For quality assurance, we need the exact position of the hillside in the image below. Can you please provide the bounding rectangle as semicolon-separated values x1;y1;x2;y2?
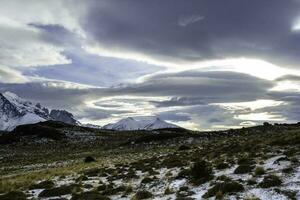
0;122;299;199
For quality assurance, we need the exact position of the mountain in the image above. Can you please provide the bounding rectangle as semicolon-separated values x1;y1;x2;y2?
49;110;77;125
82;123;102;129
0;92;78;131
103;116;180;131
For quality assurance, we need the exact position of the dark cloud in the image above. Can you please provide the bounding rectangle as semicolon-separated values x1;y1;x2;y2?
156;112;191;122
150;97;206;107
83;0;300;67
102;71;273;103
182;104;241;130
28;24;80;47
0;82;91;109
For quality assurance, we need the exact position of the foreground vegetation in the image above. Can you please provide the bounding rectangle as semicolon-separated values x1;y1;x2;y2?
0;122;300;199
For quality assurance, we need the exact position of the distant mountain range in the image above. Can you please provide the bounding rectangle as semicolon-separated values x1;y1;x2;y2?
103;116;180;131
0;91;181;131
0;92;79;131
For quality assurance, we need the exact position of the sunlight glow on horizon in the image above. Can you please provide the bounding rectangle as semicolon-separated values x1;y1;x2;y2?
235;112;286;121
213;99;286;111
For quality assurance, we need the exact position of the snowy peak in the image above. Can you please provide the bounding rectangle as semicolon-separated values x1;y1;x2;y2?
0;92;79;131
144;117;179;130
0;93;21;119
2;91;48;118
50;110;78;125
104;117;140;131
103;116;180;131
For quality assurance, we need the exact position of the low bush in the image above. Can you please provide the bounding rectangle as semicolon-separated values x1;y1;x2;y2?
258;175;282;188
203;180;244;198
84;156;96;163
132;190;153;200
71;191;110;200
39;184;80;197
234;164;255;174
29;180;54;190
0;191;27;200
178;145;191;151
189;160;213;185
254;167;265;176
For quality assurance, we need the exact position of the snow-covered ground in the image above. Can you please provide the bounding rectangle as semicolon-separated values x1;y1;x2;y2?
18;153;300;200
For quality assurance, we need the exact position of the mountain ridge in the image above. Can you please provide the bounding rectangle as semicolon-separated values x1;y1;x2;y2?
103;116;180;131
0;92;79;131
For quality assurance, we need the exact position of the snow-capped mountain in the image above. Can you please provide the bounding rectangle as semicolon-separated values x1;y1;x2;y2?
0;92;78;131
103;116;180;131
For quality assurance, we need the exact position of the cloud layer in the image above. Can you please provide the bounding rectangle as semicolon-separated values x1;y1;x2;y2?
1;0;300;130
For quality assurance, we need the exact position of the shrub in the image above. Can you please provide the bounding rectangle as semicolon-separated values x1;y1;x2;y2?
254;167;265;176
175;198;195;200
39;185;80;197
179;186;189;191
215;162;230;170
177;168;190;179
234;164;255;174
75;175;88;182
82;168;101;176
83;184;93;189
215;191;224;199
132;190;153;200
290;157;298;164
101;184;126;195
247;178;257;185
274;189;297;200
124;185;133;194
141;177;153;184
164;186;174;195
237;157;255;165
216;175;232;182
189;160;213;185
178;145;191;151
84;156;96;163
203;180;244;198
258;175;282;188
71;191;110;200
282;167;293;174
274;156;289;164
0;191;27;200
161;157;184;168
29;180;54;190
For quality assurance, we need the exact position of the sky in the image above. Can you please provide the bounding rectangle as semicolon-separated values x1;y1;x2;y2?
1;0;300;130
